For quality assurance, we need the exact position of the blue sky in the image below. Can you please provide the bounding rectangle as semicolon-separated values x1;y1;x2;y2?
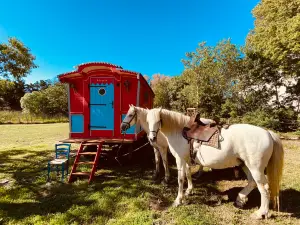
0;0;259;83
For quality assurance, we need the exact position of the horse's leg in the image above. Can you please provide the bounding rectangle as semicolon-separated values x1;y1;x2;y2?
160;147;170;184
153;147;161;181
173;156;186;207
185;162;194;196
249;168;270;219
235;166;257;208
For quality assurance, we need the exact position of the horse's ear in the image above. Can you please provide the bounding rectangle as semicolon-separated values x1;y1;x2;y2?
194;113;201;123
159;106;162;112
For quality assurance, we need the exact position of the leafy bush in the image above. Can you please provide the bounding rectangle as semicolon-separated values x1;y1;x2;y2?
20;83;68;116
227;108;299;132
240;110;280;130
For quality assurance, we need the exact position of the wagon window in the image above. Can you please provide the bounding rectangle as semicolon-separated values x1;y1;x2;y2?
98;88;106;96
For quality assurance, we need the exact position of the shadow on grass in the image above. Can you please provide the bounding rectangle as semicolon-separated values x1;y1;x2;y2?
280;188;300;218
0;183;97;220
193;169;300;219
1;145;299;223
0;146;172;222
0;148;95;221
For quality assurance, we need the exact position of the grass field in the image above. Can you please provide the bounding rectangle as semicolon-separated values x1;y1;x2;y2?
0;111;68;124
0;124;299;225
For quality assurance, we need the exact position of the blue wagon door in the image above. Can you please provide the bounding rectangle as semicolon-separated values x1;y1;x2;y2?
89;78;114;135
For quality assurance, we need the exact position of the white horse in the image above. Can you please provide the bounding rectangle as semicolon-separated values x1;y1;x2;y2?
120;105;215;183
121;105;170;183
147;107;284;219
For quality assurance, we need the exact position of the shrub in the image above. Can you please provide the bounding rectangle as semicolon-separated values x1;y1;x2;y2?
20;83;68;116
240;110;281;130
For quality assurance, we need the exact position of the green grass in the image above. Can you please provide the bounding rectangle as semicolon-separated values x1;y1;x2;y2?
0;123;299;224
0;111;68;124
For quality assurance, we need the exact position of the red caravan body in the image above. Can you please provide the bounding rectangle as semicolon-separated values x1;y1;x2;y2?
58;62;154;142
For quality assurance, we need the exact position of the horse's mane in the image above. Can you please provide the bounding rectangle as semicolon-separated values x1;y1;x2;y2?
159;108;190;133
129;105;148;120
134;106;148;114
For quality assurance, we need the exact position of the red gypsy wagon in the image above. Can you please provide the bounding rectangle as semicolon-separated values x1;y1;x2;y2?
58;62;154;183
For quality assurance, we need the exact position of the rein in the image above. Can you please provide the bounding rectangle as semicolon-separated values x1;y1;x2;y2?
115;141;150;166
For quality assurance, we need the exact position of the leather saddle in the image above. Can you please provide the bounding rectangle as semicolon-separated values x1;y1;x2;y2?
182;113;218;143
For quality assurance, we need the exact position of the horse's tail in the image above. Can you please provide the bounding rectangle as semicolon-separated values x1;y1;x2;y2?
267;130;284;211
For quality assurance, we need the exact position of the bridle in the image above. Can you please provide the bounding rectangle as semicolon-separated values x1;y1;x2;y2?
150;119;162;139
122;110;137;129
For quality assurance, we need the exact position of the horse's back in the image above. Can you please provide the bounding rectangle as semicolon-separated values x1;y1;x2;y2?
224;123;270;139
222;124;273;164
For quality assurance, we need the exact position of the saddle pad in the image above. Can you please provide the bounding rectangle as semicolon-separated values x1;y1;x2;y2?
201;129;219;149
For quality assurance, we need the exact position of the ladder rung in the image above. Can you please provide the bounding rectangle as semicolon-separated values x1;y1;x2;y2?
76;162;94;165
69;141;104;184
79;152;97;155
82;143;103;146
71;172;90;176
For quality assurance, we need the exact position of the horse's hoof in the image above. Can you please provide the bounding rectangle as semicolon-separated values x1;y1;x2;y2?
234;195;248;209
172;201;180;207
172;198;183;207
185;189;194;196
250;211;270;220
234;201;245;209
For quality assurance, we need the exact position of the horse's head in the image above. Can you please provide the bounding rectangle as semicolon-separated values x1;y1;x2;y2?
146;107;162;143
121;104;138;132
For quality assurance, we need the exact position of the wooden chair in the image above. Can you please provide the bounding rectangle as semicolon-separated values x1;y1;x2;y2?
47;143;71;182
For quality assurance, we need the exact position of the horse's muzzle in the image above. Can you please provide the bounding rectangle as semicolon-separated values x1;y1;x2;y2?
120;122;130;131
148;135;157;143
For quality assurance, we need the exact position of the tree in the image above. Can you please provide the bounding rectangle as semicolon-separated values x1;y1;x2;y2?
181;39;244;118
244;0;300;125
247;0;300;77
168;75;190;112
0;37;37;80
0;79;25;110
25;79;53;93
239;51;283;110
150;74;172;108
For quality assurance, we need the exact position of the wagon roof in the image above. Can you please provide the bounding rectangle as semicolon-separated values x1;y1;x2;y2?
57;62;154;95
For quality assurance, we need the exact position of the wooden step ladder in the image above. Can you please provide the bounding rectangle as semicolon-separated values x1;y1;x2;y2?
68;141;104;184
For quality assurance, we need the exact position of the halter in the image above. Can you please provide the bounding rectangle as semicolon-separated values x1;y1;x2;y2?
150;119;162;138
122;110;137;129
